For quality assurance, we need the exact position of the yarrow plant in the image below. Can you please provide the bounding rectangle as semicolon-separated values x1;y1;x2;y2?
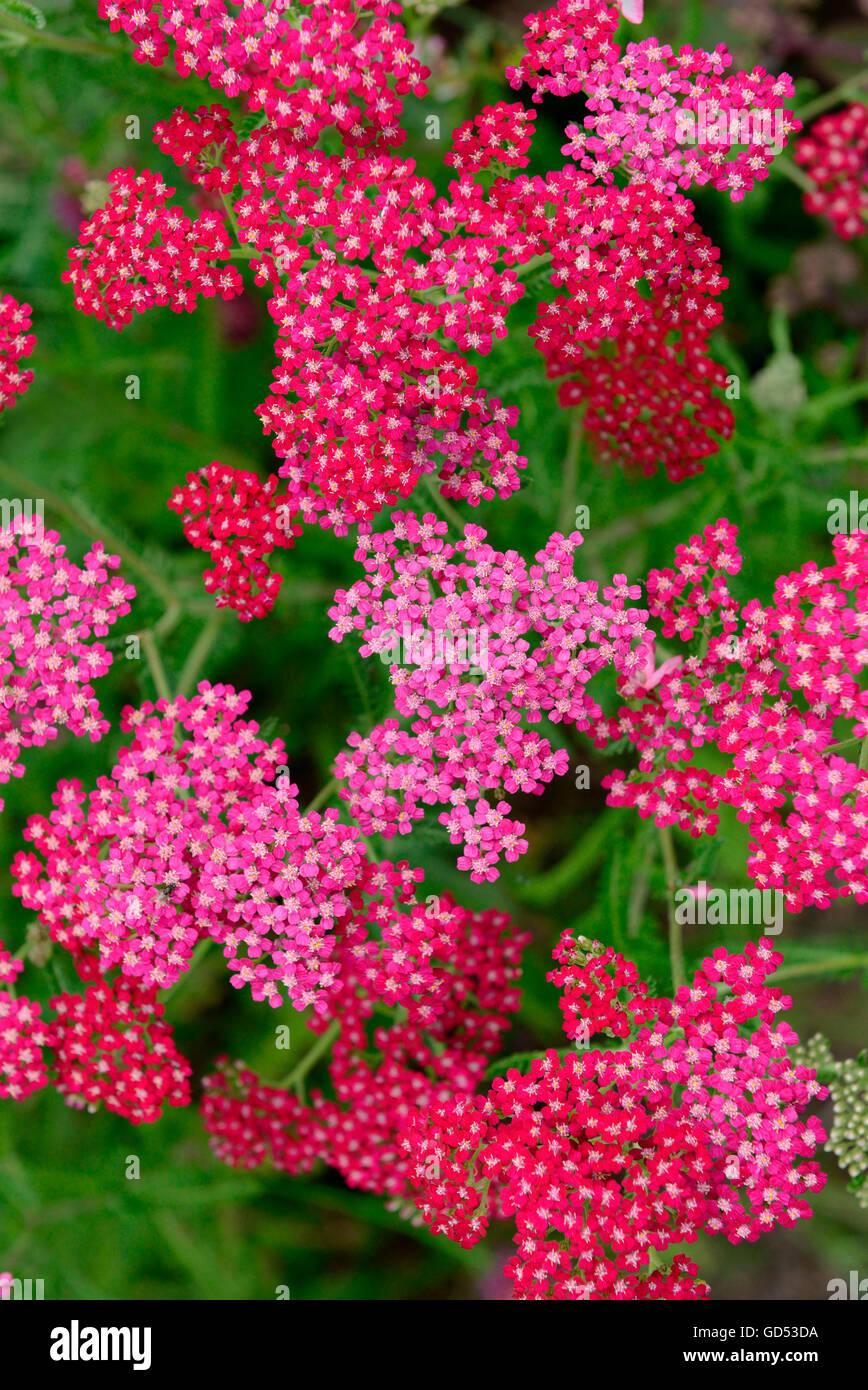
594;522;868;914
0;520;134;813
404;934;827;1299
795;103;868;240
0;0;865;1308
328;509;648;880
0;294;35;415
55;0;805;605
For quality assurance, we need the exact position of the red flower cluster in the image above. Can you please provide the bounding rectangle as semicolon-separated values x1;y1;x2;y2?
521;174;733;478
594;522;868;912
0;966;53;1102
202;873;527;1196
63;168;242;331
405;934;826;1299
795;104;868;240
168;462;302;620
98;0;427;147
0;293;35;414
0;944;190;1121
51;979;191;1124
445;102;537;174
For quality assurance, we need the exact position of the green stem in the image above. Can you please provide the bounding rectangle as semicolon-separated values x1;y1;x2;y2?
140;630;173;703
304;775;339;814
658;824;685;991
278;1019;341;1100
420;474;465;533
0;14;116;57
797;69;868;123
773;954;868;984
163;937;217;1002
176;612;224;699
512;251;553;281
773;154;814;194
558;412;582;535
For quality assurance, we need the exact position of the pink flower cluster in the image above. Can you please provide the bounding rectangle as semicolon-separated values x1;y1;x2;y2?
404;934;826;1299
63;169;242;331
0;293;35;414
11;682;376;1011
563;36;799;200
328;510;648;880
795;104;868;239
0;521;134;814
168;461;302;620
594;522;868;913
202;871;527;1195
65;0;803;591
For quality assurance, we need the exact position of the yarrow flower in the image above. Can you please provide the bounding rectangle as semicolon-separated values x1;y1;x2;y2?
0;520;134;814
562;36;800;201
98;0;428;148
328;510;648;880
594;521;868;913
519;173;734;478
66;0;800;589
168;461;302;620
202;875;528;1195
51;978;191;1124
0;293;35;414
63;168;243;331
0;938;190;1121
795;104;868;239
12;682;379;1011
404;934;827;1299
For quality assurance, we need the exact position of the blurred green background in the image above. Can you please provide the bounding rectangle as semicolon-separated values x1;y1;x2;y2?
0;0;867;1299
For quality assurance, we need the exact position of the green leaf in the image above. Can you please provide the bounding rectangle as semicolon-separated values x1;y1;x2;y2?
0;0;46;30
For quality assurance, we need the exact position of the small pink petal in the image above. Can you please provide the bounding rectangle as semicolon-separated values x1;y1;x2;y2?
619;0;644;22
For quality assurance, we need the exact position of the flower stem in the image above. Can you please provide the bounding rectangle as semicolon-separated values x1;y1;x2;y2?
796;69;868;123
176;612;224;699
140;630;172;703
278;1019;340;1100
421;474;465;533
772;954;868;984
658;824;685;990
773;154;814;194
558;411;582;535
0;14;116;58
0;460;179;611
304;775;339;814
512;251;553;280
